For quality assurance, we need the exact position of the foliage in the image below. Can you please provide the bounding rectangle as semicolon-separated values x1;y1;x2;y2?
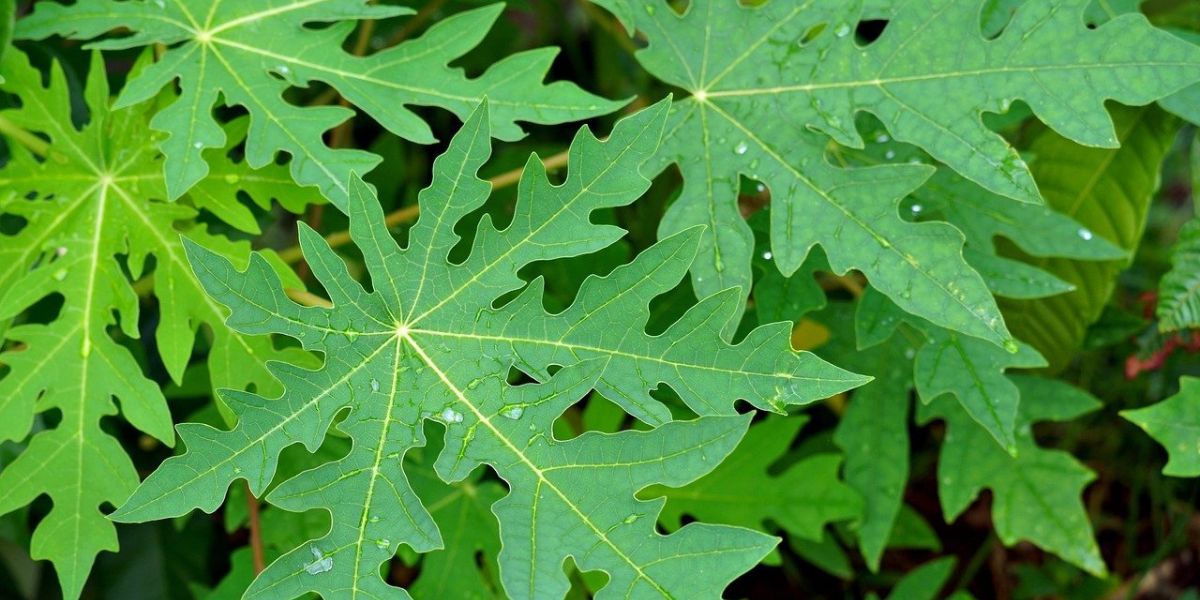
1;1;1199;599
17;0;619;203
1122;376;1200;477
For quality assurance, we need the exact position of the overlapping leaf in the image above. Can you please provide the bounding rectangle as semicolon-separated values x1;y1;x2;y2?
597;0;1200;344
0;48;313;598
917;376;1107;576
17;0;622;204
646;416;862;560
1122;376;1200;477
1003;105;1180;370
820;302;916;572
111;101;866;599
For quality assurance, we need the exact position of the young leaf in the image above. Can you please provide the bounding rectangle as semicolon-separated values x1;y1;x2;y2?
1157;214;1200;332
17;1;622;204
596;0;1200;343
917;376;1107;576
1121;376;1200;477
1003;105;1181;371
111;101;866;599
0;48;311;598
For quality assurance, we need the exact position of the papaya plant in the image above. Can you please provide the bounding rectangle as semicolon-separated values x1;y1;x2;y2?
1;0;1199;598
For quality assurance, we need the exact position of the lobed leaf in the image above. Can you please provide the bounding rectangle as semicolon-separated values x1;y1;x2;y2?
0;48;314;597
594;0;1200;344
1002;105;1181;371
112;101;865;599
17;0;623;204
917;376;1106;576
1122;376;1200;477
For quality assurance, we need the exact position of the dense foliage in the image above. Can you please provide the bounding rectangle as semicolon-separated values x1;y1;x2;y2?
1;1;1198;598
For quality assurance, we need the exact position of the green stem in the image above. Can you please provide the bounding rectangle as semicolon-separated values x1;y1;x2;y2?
0;114;53;158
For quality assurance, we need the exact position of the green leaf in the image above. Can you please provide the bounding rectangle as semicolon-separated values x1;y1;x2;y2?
17;1;622;204
647;416;863;563
1121;376;1200;477
856;289;1045;453
1157;214;1200;332
112;101;865;598
1160;31;1200;125
0;48;312;598
0;0;11;74
918;376;1107;576
405;425;506;599
885;557;956;600
905;169;1126;300
599;0;1200;344
821;301;916;572
751;214;830;323
1003;105;1181;371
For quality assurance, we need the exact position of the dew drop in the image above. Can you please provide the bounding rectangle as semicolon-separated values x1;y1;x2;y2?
762;251;773;261
369;516;380;524
875;133;890;144
910;203;923;214
375;539;390;550
623;513;640;525
755;183;766;193
370;378;380;392
884;150;896;160
53;268;68;281
277;64;291;75
1077;227;1094;241
734;141;749;155
305;547;334;575
193;142;203;149
440;407;464;423
835;23;851;37
55;246;68;257
501;405;524;420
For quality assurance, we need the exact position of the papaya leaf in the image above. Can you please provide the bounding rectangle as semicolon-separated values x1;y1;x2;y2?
1002;105;1181;371
917;376;1107;576
594;0;1200;342
646;416;863;564
17;1;622;204
111;101;867;599
1122;376;1200;477
0;48;313;598
822;302;917;572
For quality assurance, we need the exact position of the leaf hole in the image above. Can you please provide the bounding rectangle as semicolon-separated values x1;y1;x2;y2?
980;2;1019;39
854;19;889;47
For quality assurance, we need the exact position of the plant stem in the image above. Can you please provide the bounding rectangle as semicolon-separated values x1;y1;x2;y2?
286;287;334;308
245;482;266;575
0;115;52;158
387;0;449;46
